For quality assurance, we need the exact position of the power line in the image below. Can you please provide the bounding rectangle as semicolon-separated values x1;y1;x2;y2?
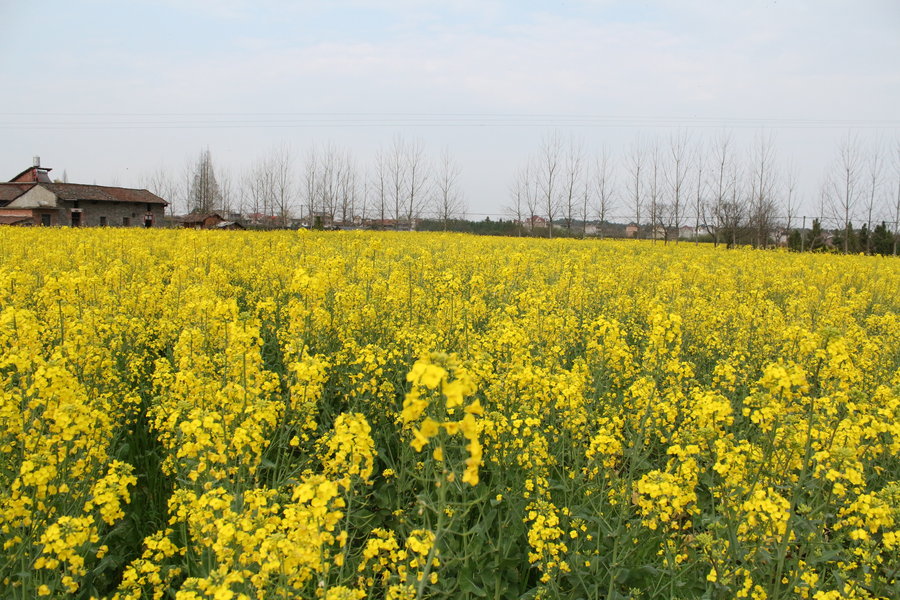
1;112;898;130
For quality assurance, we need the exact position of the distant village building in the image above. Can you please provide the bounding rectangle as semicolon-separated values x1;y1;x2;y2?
678;225;699;239
309;211;335;229
527;216;548;229
624;223;639;238
177;213;242;230
0;159;167;227
245;213;283;228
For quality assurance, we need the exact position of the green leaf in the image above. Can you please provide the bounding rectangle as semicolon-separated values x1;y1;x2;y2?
459;574;488;597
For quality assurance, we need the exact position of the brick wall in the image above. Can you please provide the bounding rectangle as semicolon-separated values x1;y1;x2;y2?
58;201;167;227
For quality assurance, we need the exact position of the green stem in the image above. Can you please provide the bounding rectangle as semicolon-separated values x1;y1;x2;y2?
416;474;448;600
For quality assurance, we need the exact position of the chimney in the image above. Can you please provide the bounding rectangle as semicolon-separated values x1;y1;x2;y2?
33;156;41;168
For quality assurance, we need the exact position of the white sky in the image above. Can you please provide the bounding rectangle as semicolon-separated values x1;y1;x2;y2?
1;0;899;220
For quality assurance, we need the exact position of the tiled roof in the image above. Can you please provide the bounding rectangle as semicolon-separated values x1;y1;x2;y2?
40;183;167;205
181;213;223;224
0;183;36;206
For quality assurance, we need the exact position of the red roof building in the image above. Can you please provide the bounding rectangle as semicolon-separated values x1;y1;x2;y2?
0;160;168;227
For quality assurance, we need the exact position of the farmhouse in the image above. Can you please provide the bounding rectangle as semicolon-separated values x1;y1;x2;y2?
526;215;548;229
178;213;245;230
0;160;167;227
678;225;699;239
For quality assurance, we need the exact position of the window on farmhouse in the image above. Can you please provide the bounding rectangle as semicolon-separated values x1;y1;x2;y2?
123;217;131;226
100;216;107;226
41;214;51;226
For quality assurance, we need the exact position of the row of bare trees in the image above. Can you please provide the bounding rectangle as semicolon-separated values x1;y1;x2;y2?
508;133;617;239
820;133;900;254
141;136;467;228
508;131;900;252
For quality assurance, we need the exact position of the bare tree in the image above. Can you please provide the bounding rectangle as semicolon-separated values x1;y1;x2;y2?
593;147;616;239
509;162;543;233
336;151;358;225
251;144;296;226
358;174;369;223
371;148;389;225
705;131;744;247
862;139;885;253
561;137;585;231
433;147;465;230
721;162;747;248
507;167;527;236
524;162;540;233
319;143;340;223
536;133;563;237
218;169;234;216
386;136;408;222
824;132;863;253
142;166;179;217
303;146;320;225
626;138;645;230
178;160;194;217
782;159;800;236
241;160;270;223
692;140;705;245
373;135;430;227
579;179;592;239
298;143;357;228
404;138;430;227
748;132;779;248
646;139;664;242
665;130;692;241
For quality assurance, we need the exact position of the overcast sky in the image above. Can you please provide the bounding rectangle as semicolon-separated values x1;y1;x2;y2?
1;0;898;219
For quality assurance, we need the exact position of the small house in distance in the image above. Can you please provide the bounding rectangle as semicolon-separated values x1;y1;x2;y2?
0;158;167;227
177;213;244;230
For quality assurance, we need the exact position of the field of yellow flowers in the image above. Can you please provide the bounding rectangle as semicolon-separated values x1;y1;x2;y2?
0;228;898;600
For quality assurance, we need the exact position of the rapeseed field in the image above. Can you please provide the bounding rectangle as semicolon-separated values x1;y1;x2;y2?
0;229;898;599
